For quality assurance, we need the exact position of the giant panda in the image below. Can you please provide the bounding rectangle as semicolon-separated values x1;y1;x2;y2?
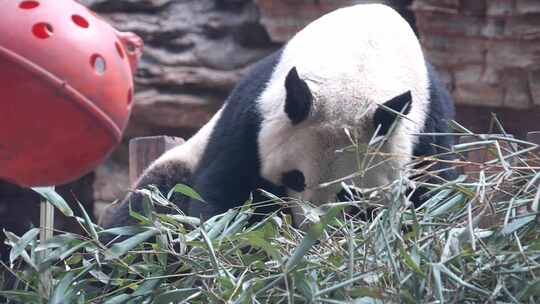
101;4;455;229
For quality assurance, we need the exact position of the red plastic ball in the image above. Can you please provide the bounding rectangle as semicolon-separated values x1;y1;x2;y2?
0;0;143;186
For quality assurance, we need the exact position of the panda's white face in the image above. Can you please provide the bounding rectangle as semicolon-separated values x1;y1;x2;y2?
258;115;342;204
256;76;411;207
270;127;366;205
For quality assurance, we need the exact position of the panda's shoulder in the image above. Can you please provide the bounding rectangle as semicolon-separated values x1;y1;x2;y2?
413;62;455;158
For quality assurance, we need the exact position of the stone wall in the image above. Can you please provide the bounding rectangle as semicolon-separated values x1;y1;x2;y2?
413;0;540;110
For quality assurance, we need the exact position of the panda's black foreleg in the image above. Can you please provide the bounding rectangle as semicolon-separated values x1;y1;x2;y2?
100;161;193;232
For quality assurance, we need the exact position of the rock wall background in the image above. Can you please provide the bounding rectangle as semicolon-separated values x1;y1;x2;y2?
413;0;540;109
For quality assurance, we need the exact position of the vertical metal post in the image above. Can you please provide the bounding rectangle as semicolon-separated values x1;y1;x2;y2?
39;199;54;298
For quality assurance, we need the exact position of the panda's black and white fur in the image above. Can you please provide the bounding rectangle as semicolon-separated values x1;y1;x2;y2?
102;4;455;229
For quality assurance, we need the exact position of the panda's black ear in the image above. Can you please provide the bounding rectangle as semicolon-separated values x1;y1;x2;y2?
284;67;312;125
373;91;412;136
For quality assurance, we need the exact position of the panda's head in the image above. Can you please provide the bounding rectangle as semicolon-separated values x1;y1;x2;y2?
257;65;413;208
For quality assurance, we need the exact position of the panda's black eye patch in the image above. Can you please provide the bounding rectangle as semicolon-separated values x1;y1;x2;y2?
373;90;412;136
281;169;306;192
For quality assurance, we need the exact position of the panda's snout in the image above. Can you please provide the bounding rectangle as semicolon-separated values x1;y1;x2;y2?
281;169;306;192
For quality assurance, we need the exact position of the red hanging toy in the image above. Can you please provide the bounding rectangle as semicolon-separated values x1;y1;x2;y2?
0;0;143;186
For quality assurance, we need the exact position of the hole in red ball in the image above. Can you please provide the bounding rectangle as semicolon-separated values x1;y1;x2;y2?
19;1;39;9
126;42;136;54
127;88;133;106
115;41;125;59
72;14;89;28
90;54;106;75
32;22;53;39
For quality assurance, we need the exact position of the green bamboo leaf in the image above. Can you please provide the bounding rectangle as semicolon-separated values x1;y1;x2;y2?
439;264;489;295
8;228;39;264
353;297;384;304
132;274;163;298
350;287;383;299
0;291;43;303
430;193;465;216
100;226;149;237
32;186;74;217
285;203;343;272
501;215;535;236
50;272;76;304
154;289;201;304
77;202;99;242
432;263;444;303
103;294;132;304
241;229;280;260
105;228;159;260
167;183;205;202
35;234;79;251
399;245;425;277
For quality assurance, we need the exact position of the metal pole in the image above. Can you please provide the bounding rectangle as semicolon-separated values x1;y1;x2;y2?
39;198;54;298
